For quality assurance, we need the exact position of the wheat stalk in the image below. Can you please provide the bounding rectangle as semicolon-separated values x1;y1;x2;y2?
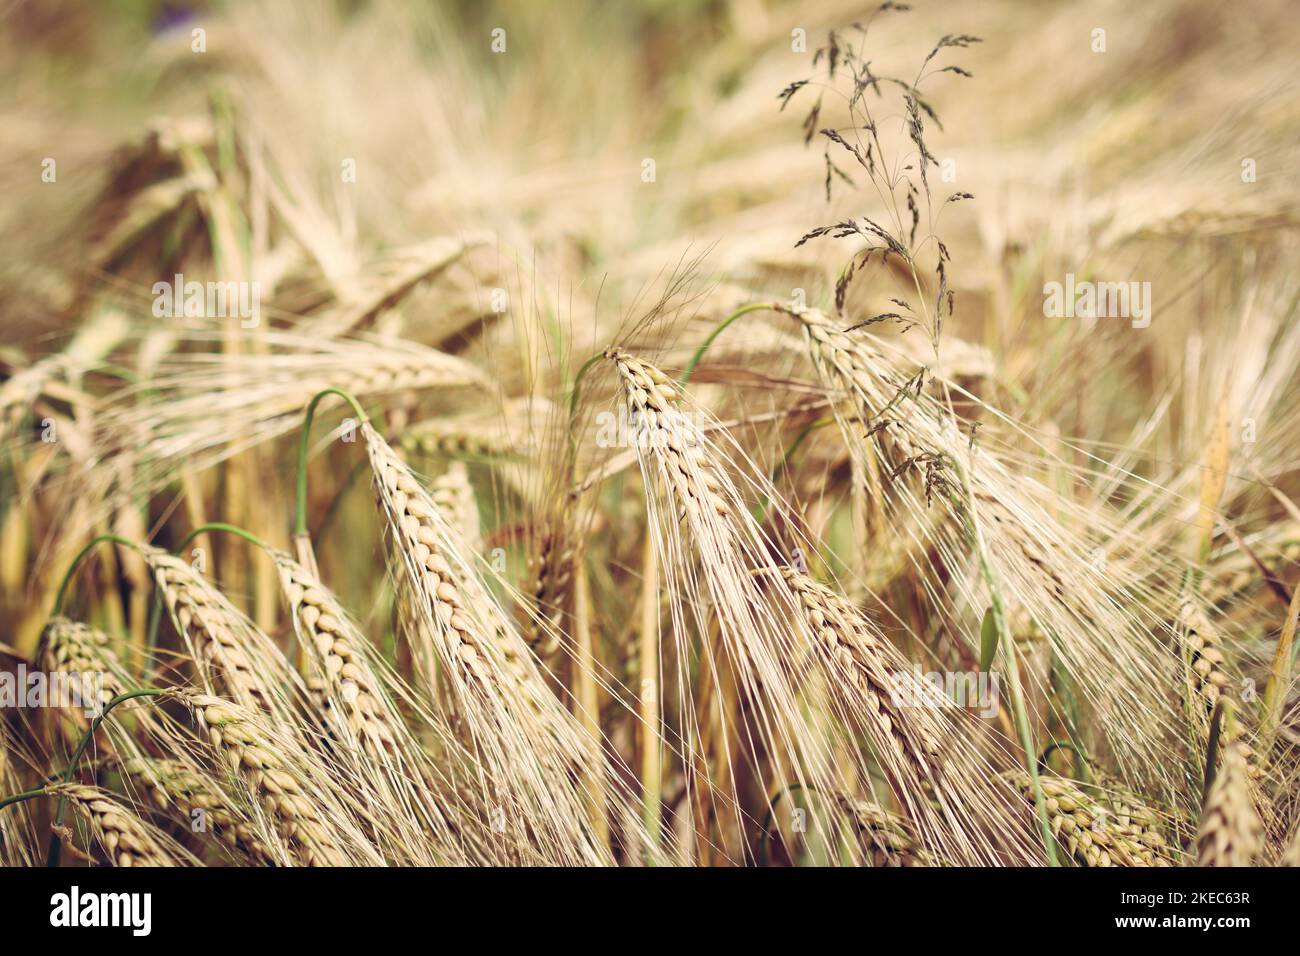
363;421;633;865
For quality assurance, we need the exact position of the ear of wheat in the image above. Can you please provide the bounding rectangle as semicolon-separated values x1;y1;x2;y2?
47;783;196;867
779;566;1042;865
39;617;155;762
1005;772;1181;867
272;549;478;865
121;755;275;865
1196;740;1263;867
143;547;305;726
793;306;1186;800
835;795;933;867
363;421;650;865
183;692;384;867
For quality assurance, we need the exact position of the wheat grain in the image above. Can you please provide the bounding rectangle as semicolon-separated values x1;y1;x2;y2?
835;795;932;867
143;547;304;725
364;421;625;865
1180;598;1232;725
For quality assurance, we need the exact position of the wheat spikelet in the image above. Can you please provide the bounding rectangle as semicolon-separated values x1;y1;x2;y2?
272;549;475;865
276;556;401;757
1005;772;1179;867
1196;740;1263;866
402;398;547;462
1180;598;1232;725
431;462;482;555
143;547;303;724
835;795;932;867
367;425;556;713
609;347;1049;864
122;756;275;864
40;617;129;714
405;423;517;460
48;783;194;867
39;617;158;761
363;421;625;865
792;306;1185;798
521;500;575;663
778;567;941;776
91;333;489;502
777;566;1048;864
606;347;879;862
183;692;381;867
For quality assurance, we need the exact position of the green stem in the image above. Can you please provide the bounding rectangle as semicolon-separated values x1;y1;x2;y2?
567;351;605;419
754;416;834;524
52;534;141;616
956;450;1059;866
296;388;370;538
46;688;169;866
0;787;49;815
178;521;269;554
679;302;783;388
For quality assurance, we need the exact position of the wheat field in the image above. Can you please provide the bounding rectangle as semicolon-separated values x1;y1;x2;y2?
1;0;1298;868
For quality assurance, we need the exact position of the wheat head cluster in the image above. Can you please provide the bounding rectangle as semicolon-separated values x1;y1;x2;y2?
1;0;1299;868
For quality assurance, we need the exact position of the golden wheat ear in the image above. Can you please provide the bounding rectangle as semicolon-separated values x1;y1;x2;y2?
120;756;276;865
1004;772;1183;867
180;692;385;867
795;307;1188;800
142;547;307;726
1196;738;1263;867
91;332;490;501
272;549;483;865
363;421;658;865
776;566;1045;865
46;783;198;867
605;348;897;863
